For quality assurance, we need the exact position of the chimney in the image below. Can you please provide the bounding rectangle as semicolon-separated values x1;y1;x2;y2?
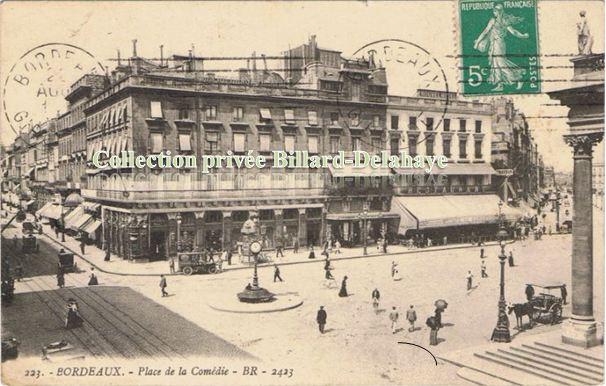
132;39;138;57
188;49;194;72
117;49;121;66
251;51;257;83
160;45;164;67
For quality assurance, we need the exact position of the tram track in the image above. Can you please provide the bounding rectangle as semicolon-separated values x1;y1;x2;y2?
3;233;185;360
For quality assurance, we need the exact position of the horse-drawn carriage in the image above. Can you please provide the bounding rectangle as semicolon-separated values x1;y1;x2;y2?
58;251;77;272
22;234;40;253
509;283;564;330
528;284;564;324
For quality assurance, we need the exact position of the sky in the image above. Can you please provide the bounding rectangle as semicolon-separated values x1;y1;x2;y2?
0;0;603;173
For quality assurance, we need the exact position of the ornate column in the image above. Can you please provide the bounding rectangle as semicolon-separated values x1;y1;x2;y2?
166;213;178;258
298;208;307;247
222;211;232;251
562;132;603;348
194;211;205;250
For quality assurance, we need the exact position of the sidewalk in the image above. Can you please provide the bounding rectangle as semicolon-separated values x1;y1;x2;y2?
5;207;568;277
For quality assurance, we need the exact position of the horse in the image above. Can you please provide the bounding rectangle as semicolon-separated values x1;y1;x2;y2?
508;303;534;330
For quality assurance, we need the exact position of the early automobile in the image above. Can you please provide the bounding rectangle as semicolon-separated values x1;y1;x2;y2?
528;283;564;324
177;252;218;275
22;234;40;253
2;337;20;362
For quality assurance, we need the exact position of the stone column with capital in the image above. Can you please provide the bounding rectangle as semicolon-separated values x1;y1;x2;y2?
275;209;284;246
298;208;307;247
194;211;205;250
562;132;603;348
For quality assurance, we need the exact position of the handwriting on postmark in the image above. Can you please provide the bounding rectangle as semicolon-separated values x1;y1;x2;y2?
2;43;105;135
459;0;540;95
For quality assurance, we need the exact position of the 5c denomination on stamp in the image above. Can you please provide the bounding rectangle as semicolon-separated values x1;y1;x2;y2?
459;0;540;95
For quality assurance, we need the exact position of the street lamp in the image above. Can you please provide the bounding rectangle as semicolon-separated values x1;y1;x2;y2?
176;213;182;253
491;201;511;342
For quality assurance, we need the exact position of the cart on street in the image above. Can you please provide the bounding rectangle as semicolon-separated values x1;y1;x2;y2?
527;283;564;324
22;234;40;253
58;251;77;272
177;252;218;275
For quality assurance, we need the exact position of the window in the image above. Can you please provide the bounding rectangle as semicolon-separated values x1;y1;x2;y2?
408;136;417;156
351;137;362;152
284;109;295;124
150;133;163;153
259;134;271;152
150;101;163;118
179;133;192;152
443;118;451;132
308;136;319;154
426;117;434;131
474;139;483;159
205;132;219;153
233;133;246;153
330;112;340;126
330;136;340;153
475;120;482;133
443;139;451;158
350;113;359;127
409;116;417;130
459;137;467;158
205;105;217;120
321;80;341;92
371;137;382;153
373;115;380;128
459;119;466;132
260;108;272;121
178;108;190;120
391;115;399;130
390;138;399;155
284;135;295;152
426;136;434;156
308;111;318;126
233;106;244;121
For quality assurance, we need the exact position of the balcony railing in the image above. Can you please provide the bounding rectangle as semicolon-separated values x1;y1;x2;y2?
393;184;493;195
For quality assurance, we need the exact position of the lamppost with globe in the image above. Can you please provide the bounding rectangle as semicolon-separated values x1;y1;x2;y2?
491;201;511;342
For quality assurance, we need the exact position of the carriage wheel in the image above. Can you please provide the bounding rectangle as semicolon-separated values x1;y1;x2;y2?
550;304;562;324
182;266;194;276
207;265;217;274
532;308;542;322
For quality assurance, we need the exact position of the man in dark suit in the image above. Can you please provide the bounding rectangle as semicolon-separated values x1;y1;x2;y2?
159;275;168;297
316;306;327;334
273;264;283;282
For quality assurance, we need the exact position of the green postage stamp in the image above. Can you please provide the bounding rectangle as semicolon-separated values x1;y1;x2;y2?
459;0;540;95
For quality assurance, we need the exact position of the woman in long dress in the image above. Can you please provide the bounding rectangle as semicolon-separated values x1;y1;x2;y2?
473;4;529;91
338;275;348;297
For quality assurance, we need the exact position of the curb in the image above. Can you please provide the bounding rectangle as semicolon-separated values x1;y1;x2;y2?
39;229;566;278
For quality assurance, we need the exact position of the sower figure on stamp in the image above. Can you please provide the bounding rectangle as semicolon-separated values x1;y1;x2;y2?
473;3;529;91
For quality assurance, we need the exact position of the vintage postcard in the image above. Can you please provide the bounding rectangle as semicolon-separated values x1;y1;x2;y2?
0;1;604;385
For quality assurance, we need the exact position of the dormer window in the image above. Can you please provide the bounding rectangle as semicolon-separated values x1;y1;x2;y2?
260;108;272;121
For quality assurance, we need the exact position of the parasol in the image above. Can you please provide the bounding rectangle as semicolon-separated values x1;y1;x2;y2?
434;299;448;310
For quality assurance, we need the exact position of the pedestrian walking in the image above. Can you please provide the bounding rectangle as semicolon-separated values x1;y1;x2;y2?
88;269;99;286
65;299;83;329
481;260;488;278
389;306;399;334
308;245;316;259
480;247;485;258
338;275;348;297
561;284;568;305
273;264;283;282
427;316;439;346
159;275;168;297
382;238;388;254
316;306;327;334
391;261;398;278
54;227;59;238
276;240;284;259
525;284;535;301
371;288;380;311
434;307;443;328
227;249;233;265
406;305;417;332
508;251;515;267
293;236;299;254
466;270;473;291
57;267;65;288
80;238;86;255
15;262;23;282
334;240;341;254
169;257;175;273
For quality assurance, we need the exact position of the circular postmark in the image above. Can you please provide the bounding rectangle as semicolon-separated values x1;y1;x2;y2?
3;43;105;136
336;39;450;152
